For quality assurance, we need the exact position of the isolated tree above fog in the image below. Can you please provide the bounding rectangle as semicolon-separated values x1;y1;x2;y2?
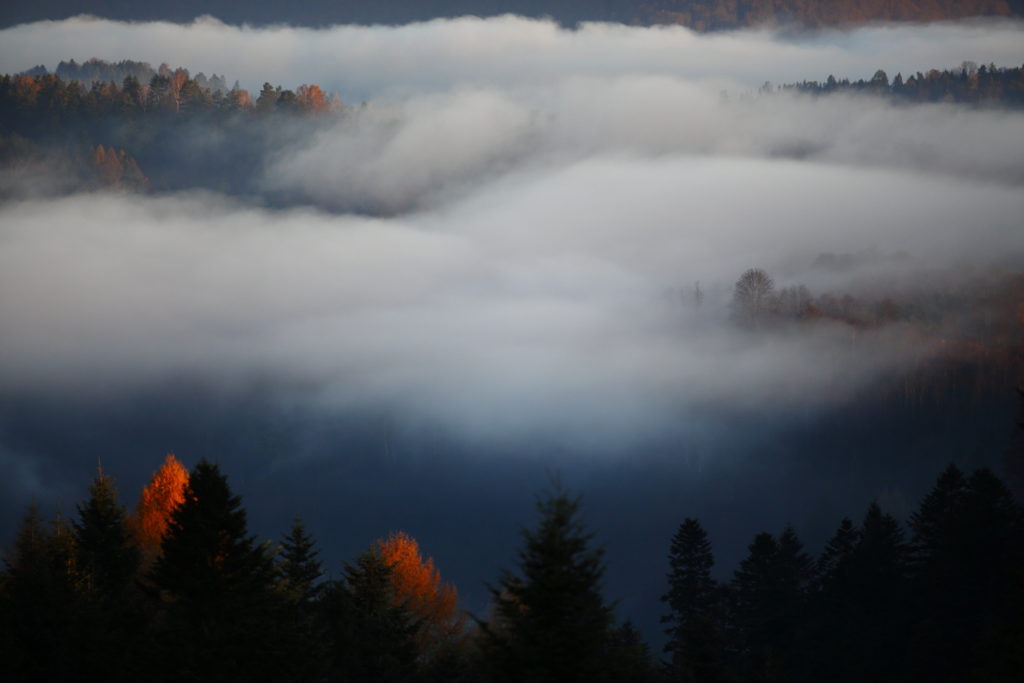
732;268;775;321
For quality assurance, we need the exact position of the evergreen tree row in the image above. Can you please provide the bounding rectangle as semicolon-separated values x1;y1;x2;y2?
662;465;1024;683
777;63;1024;107
1;455;1022;681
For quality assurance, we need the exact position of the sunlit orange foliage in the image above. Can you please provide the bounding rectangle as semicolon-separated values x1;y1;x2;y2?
296;84;327;113
134;454;188;561
378;531;465;659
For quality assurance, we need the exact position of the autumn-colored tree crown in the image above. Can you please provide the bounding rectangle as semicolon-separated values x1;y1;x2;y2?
134;453;188;559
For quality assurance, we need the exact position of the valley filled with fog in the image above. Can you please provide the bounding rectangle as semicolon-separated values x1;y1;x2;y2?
1;15;1023;649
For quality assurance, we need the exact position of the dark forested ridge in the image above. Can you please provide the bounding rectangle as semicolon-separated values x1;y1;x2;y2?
0;0;1021;31
2;454;1022;681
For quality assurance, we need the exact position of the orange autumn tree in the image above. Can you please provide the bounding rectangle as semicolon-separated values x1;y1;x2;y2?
133;454;189;562
377;531;466;661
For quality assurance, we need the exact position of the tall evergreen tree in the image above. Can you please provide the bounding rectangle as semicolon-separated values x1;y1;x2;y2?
480;481;615;683
74;466;140;598
0;506;84;681
275;516;330;683
814;517;857;589
844;503;910;683
662;517;730;682
905;465;1022;681
321;547;419;683
148;459;281;682
277;515;324;604
73;468;146;682
804;517;860;682
731;526;812;683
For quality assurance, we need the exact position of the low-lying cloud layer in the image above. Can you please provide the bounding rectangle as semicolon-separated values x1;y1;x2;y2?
265;81;1024;213
1;17;1023;451
2;154;1021;445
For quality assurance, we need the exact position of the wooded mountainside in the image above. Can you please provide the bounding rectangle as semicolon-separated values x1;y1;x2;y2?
0;0;1021;31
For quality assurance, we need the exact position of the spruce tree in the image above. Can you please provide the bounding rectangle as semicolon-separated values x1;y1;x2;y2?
814;517;857;589
321;547;418;683
275;516;330;682
73;468;145;682
148;459;281;682
731;527;812;682
277;515;324;604
662;517;729;682
849;502;910;682
1;506;83;681
74;467;140;598
805;517;860;682
481;482;615;683
904;465;1024;681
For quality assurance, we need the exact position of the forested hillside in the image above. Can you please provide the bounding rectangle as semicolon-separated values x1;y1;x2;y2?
1;0;1020;31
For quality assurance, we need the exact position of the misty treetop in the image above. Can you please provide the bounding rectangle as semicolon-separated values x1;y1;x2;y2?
777;62;1024;107
0;60;340;194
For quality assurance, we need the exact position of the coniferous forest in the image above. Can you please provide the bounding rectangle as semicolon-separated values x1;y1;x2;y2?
2;450;1022;682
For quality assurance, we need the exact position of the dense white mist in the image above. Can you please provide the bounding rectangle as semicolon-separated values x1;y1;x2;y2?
1;16;1023;448
1;16;1023;98
2;152;1021;444
264;81;1024;213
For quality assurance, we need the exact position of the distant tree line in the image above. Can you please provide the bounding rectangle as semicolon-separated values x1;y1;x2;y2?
777;63;1024;107
22;58;233;96
1;62;336;134
720;266;1024;405
0;61;341;194
2;444;1022;681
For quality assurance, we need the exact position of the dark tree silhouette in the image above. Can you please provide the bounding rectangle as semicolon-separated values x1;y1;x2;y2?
0;507;83;681
906;465;1022;682
1005;388;1024;500
321;547;419;683
148;459;283;682
74;467;140;598
73;468;146;682
481;481;615;683
277;515;324;604
731;526;812;682
662;518;730;682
